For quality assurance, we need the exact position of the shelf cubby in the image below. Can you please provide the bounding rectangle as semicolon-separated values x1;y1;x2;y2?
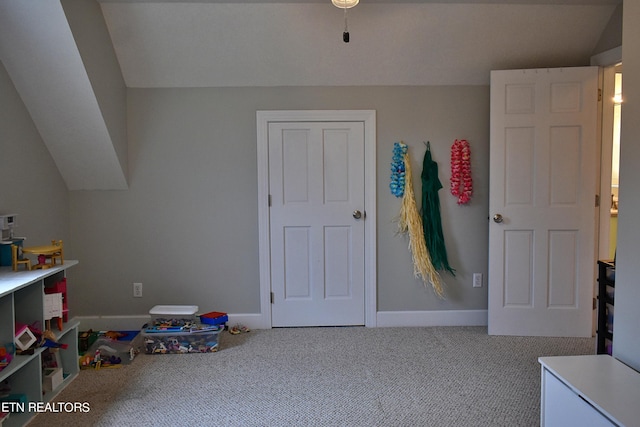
0;260;78;427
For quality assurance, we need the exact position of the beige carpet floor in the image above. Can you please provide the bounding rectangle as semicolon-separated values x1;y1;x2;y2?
26;326;595;427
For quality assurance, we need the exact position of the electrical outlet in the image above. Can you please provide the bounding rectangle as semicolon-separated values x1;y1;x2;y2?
472;273;483;288
133;282;143;297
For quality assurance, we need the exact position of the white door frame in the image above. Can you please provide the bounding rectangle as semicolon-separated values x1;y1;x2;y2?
256;110;377;328
591;48;622;335
591;47;622;261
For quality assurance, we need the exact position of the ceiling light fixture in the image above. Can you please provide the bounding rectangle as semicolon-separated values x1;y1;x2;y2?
332;0;359;43
332;0;359;8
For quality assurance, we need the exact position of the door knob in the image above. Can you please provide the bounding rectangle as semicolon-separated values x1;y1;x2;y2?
353;210;362;219
493;214;504;223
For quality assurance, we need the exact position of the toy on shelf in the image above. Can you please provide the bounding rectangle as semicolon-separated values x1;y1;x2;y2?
14;323;67;354
43;292;63;331
1;214;27;270
0;214;17;241
0;346;13;371
40;330;68;350
45;278;69;323
14;324;37;352
10;244;31;271
46;240;64;265
21;240;64;270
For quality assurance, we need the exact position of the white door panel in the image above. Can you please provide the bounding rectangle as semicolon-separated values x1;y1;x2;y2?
489;67;598;336
269;122;365;327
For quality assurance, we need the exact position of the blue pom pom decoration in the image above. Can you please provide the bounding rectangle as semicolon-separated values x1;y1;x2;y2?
390;142;408;197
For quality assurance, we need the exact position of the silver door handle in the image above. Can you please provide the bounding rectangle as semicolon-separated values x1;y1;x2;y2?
493;214;504;223
353;210;362;219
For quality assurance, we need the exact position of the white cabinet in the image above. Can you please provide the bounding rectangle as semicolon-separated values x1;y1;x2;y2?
0;261;78;427
539;355;640;427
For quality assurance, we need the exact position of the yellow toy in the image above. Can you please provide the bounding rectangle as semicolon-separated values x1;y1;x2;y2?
21;240;64;270
11;244;31;271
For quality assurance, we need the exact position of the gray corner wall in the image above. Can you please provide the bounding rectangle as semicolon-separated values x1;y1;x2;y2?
0;61;69;245
67;85;489;318
592;3;622;56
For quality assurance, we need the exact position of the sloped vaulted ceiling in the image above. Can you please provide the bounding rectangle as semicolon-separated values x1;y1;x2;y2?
0;0;128;191
0;0;621;190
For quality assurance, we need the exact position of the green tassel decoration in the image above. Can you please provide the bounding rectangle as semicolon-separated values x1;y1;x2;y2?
421;142;455;276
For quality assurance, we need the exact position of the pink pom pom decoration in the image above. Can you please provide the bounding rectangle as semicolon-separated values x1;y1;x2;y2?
450;139;473;205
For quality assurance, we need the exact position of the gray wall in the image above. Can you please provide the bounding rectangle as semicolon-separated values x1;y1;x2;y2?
0;61;69;246
4;2;635;340
593;3;622;56
613;0;640;372
68;86;489;317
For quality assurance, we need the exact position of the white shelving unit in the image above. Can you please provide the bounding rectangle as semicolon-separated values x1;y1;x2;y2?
539;355;640;427
0;260;78;427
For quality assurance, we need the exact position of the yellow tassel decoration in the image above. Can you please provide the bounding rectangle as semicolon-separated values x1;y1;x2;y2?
396;148;445;298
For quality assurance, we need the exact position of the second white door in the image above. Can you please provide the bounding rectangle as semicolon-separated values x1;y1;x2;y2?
269;121;365;327
488;67;598;337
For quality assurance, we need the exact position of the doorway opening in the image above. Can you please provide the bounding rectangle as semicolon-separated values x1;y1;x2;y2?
599;63;622;262
609;67;622;259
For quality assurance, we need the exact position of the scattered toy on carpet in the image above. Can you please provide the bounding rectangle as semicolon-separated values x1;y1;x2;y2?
229;324;250;335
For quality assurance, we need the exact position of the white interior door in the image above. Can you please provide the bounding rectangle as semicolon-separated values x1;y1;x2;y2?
268;121;365;327
488;67;598;337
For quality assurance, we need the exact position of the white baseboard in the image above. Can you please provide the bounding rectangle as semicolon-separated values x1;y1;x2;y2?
73;310;487;331
376;310;488;327
226;313;264;330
